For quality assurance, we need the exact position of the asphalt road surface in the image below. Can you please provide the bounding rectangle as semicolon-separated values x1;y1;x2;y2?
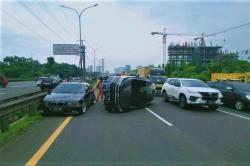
0;97;249;166
0;81;40;101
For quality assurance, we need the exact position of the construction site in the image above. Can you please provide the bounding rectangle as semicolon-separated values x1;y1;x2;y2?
168;42;222;65
151;23;250;67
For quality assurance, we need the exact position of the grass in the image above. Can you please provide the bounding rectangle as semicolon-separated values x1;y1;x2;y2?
0;114;43;147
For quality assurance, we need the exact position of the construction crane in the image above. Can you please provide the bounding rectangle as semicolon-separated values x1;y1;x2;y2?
194;22;250;46
151;28;197;67
151;23;250;66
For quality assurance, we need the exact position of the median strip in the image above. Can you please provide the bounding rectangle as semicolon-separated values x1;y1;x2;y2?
145;107;173;127
217;109;250;121
25;116;73;166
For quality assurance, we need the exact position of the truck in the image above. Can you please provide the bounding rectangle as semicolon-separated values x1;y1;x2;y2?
211;72;250;83
137;67;167;95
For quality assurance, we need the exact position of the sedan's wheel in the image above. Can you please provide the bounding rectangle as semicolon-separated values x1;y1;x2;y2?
179;95;187;109
235;100;244;111
79;103;87;115
162;91;168;102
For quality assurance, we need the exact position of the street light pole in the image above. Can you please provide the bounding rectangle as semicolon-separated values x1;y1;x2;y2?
61;4;98;82
91;47;102;75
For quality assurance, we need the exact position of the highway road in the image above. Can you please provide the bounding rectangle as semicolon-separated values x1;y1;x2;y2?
0;97;249;165
0;81;40;101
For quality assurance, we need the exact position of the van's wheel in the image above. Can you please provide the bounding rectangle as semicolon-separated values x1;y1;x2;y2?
79;103;87;115
162;91;169;102
179;95;188;109
235;100;244;111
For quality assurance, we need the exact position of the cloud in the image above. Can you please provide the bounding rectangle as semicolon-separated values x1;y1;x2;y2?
1;0;250;73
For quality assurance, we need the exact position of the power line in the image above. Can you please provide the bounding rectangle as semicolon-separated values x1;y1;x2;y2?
38;0;75;39
2;9;53;44
18;0;66;42
55;0;78;39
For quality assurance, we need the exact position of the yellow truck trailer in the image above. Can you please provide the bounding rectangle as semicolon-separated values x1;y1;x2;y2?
211;72;250;83
137;67;167;95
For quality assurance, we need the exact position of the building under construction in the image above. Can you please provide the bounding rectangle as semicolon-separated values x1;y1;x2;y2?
168;42;222;66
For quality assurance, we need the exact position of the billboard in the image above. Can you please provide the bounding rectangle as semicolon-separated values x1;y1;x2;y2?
53;44;79;55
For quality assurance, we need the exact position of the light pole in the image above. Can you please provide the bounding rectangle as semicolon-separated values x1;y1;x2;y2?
61;3;98;82
91;47;102;74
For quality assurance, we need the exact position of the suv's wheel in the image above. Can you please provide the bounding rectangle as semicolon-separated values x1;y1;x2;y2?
235;100;244;111
179;95;188;109
79;103;87;115
162;91;169;102
208;105;219;110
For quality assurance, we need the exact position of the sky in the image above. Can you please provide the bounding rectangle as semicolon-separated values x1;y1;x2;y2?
0;0;250;73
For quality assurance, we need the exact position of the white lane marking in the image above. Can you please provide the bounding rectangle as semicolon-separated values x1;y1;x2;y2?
217;109;250;121
145;107;173;127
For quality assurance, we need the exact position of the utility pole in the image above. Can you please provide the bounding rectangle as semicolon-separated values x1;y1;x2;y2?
100;58;104;73
90;47;102;75
61;4;98;82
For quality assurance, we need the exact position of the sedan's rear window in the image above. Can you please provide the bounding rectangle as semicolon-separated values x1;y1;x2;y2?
52;84;85;93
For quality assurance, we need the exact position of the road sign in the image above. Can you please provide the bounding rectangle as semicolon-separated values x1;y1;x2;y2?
53;44;79;55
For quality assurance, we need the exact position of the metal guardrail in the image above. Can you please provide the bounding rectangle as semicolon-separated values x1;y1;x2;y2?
0;92;47;133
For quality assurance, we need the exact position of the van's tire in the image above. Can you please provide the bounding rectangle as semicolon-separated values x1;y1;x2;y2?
208;105;219;110
162;91;169;102
179;95;188;109
235;100;244;111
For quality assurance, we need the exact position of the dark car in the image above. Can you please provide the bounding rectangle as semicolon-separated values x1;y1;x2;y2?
207;81;250;111
36;77;59;91
39;82;95;115
0;74;8;87
104;76;155;112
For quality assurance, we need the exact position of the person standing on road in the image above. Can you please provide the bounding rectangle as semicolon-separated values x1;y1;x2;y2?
96;78;103;101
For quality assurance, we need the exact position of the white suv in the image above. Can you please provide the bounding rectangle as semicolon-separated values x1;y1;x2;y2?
161;78;223;110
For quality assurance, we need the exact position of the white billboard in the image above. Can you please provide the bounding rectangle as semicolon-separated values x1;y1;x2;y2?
53;44;79;55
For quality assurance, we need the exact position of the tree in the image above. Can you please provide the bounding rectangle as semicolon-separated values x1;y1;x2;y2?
47;57;55;66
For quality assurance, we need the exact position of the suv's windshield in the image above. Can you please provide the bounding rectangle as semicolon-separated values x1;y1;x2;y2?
52;84;85;94
181;80;208;87
233;83;250;92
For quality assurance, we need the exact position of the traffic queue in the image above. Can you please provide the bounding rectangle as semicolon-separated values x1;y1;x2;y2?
37;71;250;115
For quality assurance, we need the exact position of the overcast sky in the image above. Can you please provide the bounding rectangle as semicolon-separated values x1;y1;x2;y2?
0;0;250;72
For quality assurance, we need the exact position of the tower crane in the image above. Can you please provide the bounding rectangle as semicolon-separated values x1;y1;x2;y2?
194;22;250;46
151;23;250;66
151;28;197;67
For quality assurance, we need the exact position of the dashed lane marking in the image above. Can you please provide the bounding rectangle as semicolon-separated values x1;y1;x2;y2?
25;116;73;166
145;107;173;127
